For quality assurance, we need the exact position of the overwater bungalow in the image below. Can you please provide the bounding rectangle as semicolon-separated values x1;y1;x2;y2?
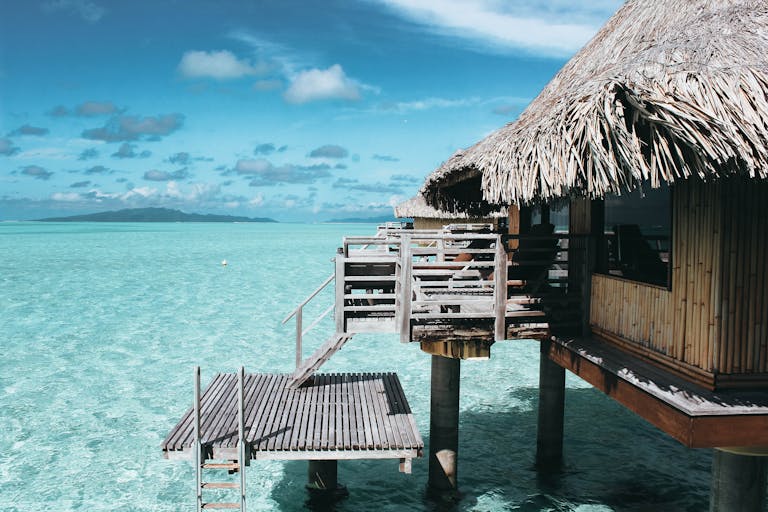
162;0;768;510
421;0;768;510
393;190;507;231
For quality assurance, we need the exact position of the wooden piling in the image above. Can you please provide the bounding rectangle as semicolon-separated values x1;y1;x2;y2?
710;449;768;512
536;341;565;470
428;355;461;494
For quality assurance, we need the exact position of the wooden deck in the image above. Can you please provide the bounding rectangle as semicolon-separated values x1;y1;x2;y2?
548;336;768;447
162;372;423;466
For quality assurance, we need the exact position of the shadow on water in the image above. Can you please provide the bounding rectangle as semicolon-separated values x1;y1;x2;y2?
268;385;712;511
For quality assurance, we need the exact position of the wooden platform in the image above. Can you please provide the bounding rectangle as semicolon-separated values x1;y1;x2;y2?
162;372;423;467
548;336;768;447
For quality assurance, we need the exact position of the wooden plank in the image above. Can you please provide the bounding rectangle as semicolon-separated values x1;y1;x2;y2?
326;374;336;450
313;375;327;451
270;381;297;450
370;374;395;449
376;373;403;449
220;372;257;449
390;374;423;448
289;378;308;451
221;373;256;448
190;373;232;449
165;372;228;451
304;375;320;451
257;375;290;451
344;275;397;282
341;373;352;450
334;374;343;450
381;374;408;449
245;374;278;444
351;373;364;449
355;373;374;449
202;374;236;447
363;374;383;449
278;383;300;451
399;236;413;343
319;374;330;450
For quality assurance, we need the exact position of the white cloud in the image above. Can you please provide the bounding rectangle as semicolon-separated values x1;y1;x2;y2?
178;50;261;80
384;97;478;112
235;159;272;175
284;65;361;104
122;186;157;200
249;194;265;207
51;192;82;202
369;0;619;56
159;181;221;204
42;0;105;23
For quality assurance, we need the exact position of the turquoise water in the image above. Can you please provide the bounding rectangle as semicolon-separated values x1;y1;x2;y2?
0;222;712;511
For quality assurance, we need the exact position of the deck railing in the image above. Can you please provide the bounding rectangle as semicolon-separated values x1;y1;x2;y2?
287;227;589;351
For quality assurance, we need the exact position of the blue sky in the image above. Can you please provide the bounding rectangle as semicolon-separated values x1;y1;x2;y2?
0;0;621;221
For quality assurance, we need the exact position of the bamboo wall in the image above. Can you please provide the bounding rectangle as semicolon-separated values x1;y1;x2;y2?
589;177;768;383
715;178;768;376
591;275;673;354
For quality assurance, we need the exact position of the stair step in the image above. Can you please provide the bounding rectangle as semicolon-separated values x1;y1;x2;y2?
202;462;240;470
288;333;353;388
202;482;239;489
202;503;240;509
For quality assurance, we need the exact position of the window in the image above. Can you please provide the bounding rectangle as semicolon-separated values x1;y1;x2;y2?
599;184;671;287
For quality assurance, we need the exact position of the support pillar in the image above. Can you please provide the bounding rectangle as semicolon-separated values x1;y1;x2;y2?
307;459;349;502
710;449;768;512
536;341;565;470
428;355;461;494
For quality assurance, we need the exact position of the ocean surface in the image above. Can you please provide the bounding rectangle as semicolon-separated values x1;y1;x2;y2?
0;222;713;511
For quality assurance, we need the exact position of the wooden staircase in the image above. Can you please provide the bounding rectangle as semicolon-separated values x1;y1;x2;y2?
287;332;354;388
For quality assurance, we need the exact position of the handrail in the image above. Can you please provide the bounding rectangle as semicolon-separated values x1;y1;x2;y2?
302;304;334;338
281;274;334;324
281;273;336;370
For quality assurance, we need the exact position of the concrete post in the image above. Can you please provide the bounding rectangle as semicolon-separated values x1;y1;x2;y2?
710;449;768;512
428;355;461;494
536;341;565;470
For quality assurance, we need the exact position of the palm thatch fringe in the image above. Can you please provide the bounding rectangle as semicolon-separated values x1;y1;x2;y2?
422;0;768;213
394;194;506;219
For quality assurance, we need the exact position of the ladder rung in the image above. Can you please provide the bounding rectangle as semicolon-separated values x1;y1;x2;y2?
202;503;241;509
202;482;239;489
202;463;240;470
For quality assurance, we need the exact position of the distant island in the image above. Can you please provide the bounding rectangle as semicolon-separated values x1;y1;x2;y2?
36;207;277;223
325;215;400;223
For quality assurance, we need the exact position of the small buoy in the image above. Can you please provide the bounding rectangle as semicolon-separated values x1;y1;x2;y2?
221;259;228;266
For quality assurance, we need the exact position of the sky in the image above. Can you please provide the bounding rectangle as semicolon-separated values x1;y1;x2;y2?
0;0;622;222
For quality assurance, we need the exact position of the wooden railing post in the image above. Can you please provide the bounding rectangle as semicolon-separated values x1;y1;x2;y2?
399;235;412;343
295;308;303;370
335;248;345;333
237;366;246;511
494;235;508;342
193;366;202;512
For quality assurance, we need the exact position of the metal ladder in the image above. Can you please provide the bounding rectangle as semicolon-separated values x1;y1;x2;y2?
193;366;247;511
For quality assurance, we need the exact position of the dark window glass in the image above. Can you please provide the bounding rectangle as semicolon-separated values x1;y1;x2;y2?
600;184;671;287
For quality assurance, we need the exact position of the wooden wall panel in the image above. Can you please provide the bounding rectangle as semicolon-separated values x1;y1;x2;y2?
590;177;768;378
590;274;672;355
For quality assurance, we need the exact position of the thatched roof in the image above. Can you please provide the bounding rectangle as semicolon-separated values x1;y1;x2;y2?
422;0;768;213
393;194;506;219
